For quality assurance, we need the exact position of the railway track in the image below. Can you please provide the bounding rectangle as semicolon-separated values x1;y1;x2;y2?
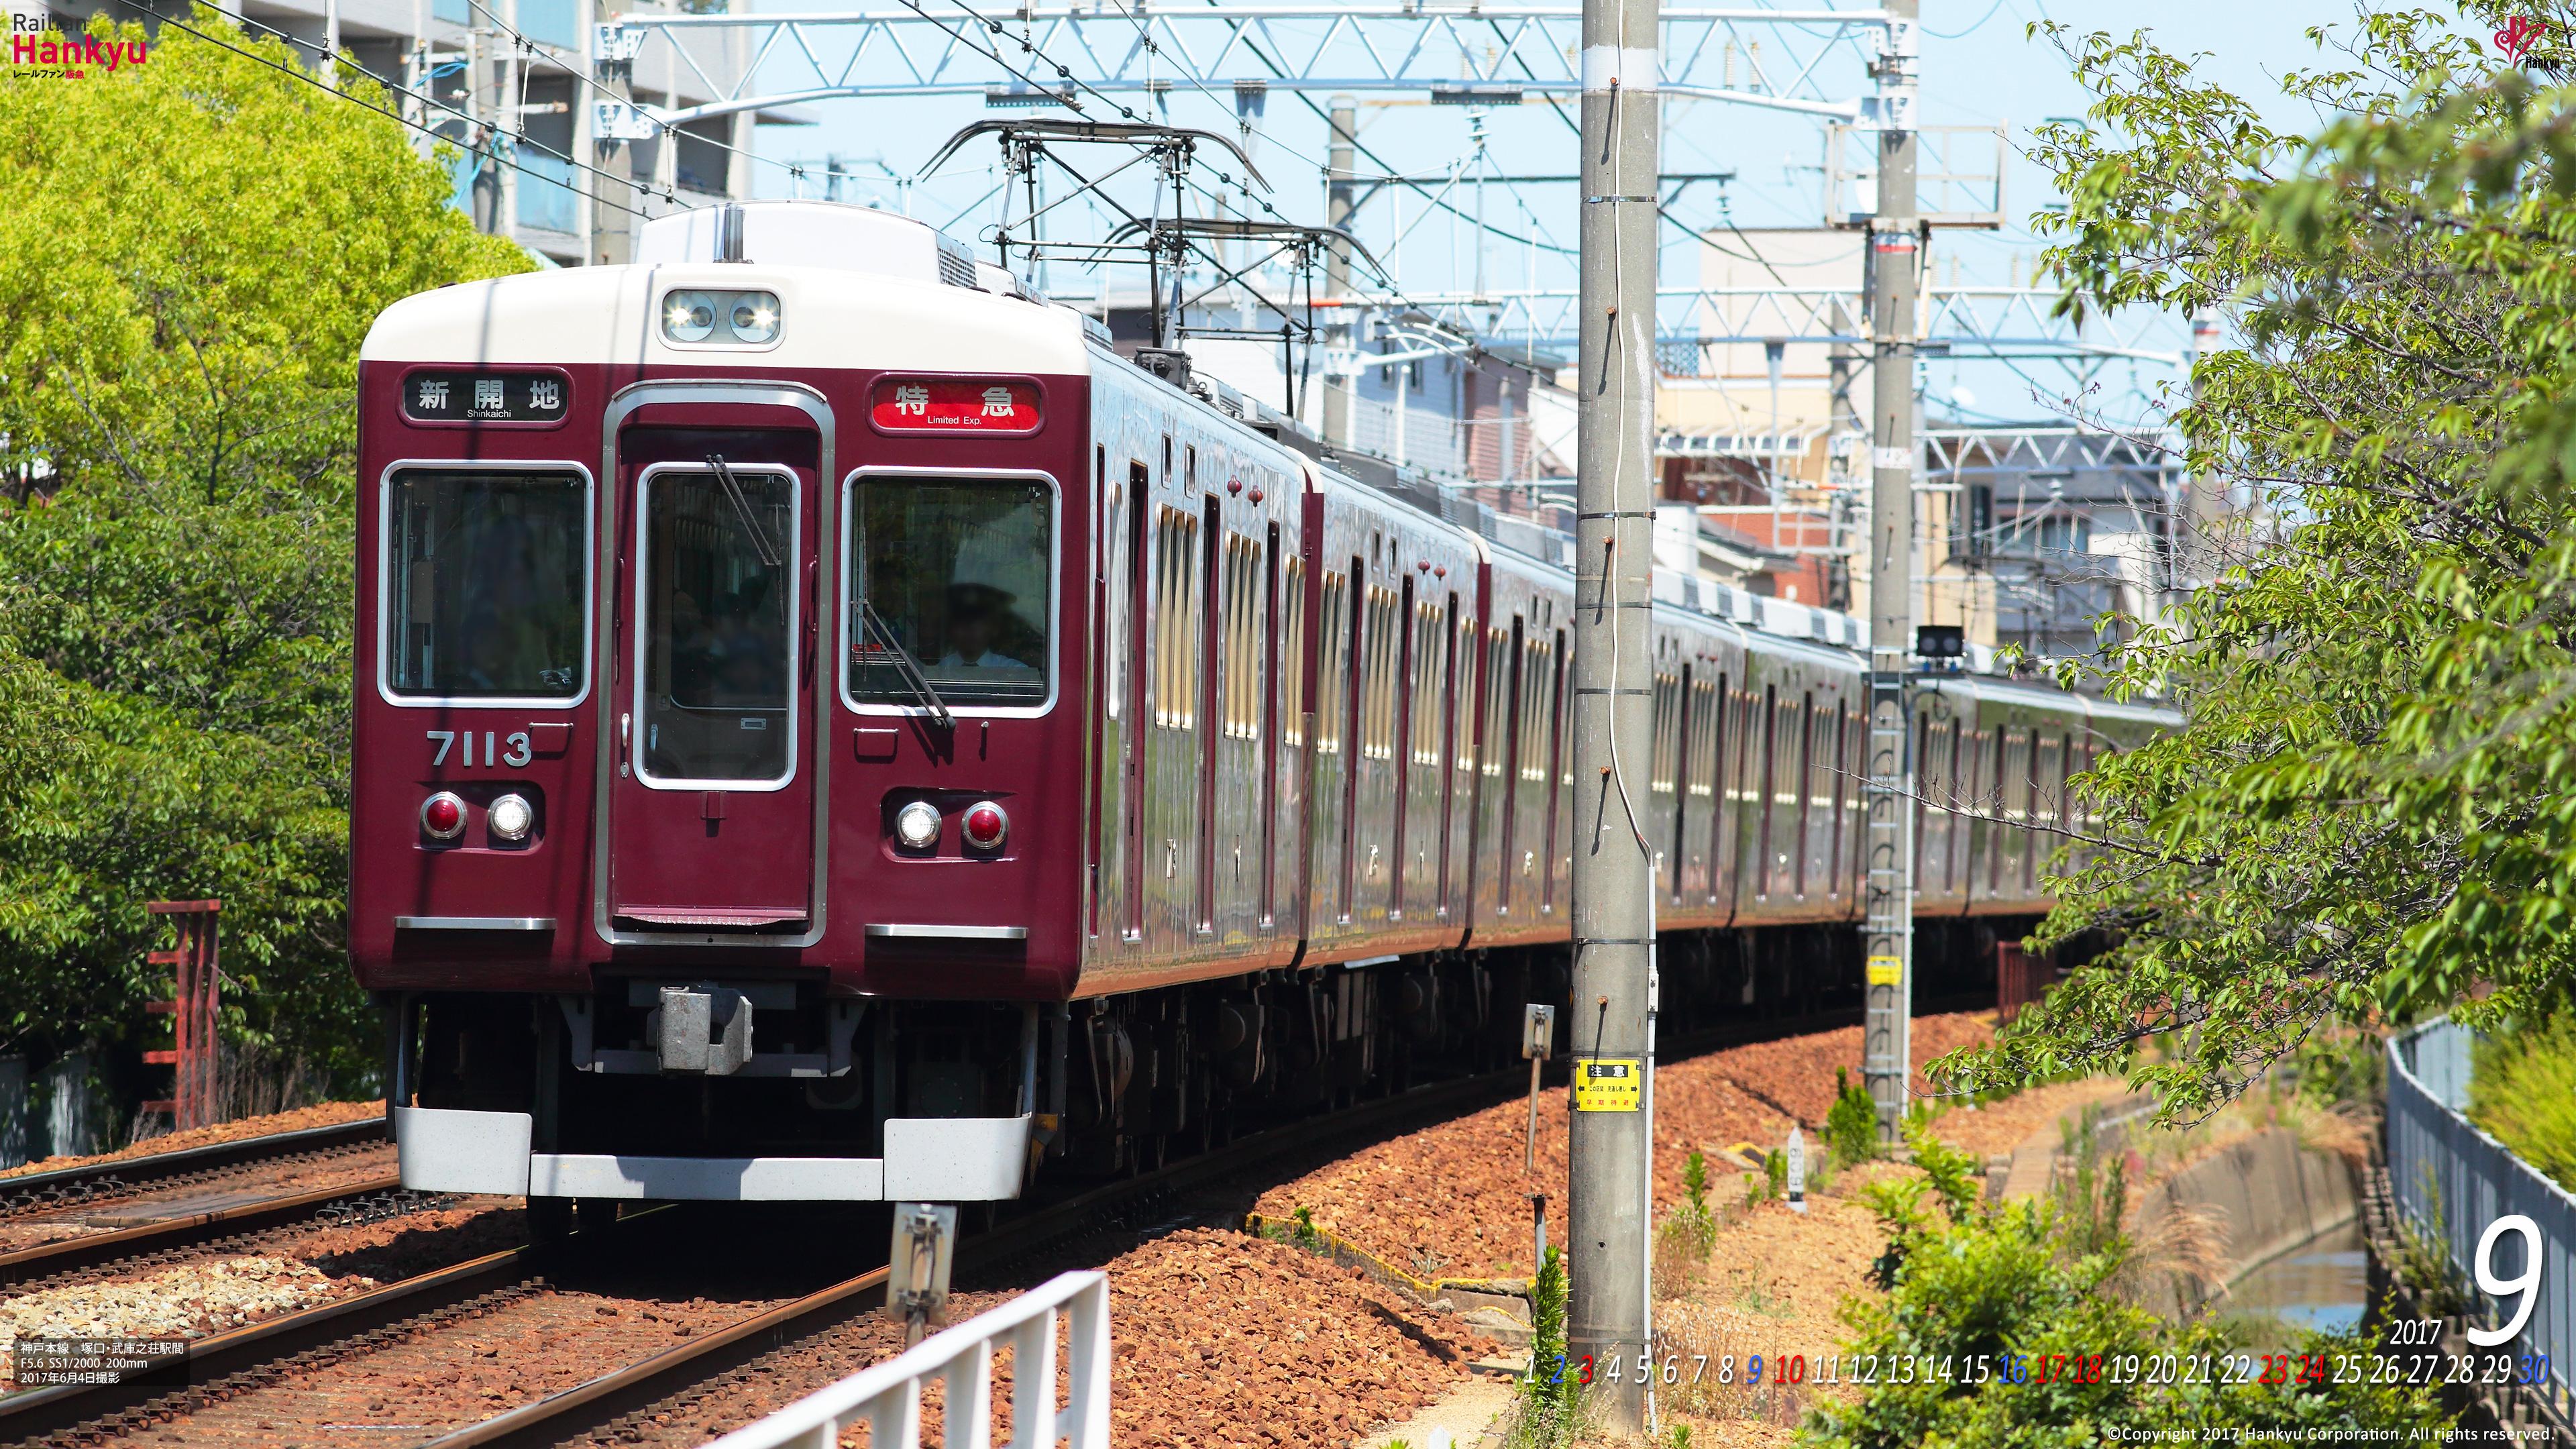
419;1002;1933;1449
0;1177;436;1294
0;1117;425;1307
0;998;1960;1448
0;1117;389;1226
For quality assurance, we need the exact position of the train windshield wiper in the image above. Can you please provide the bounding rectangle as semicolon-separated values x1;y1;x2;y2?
704;453;782;568
857;596;955;730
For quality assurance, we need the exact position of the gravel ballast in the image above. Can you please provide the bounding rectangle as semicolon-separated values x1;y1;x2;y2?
1254;1010;2000;1278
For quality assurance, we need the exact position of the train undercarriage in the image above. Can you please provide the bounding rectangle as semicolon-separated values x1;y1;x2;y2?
385;916;2039;1214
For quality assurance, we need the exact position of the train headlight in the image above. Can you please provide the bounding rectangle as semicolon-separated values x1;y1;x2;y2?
488;792;534;843
962;800;1008;851
663;290;718;343
421;791;467;841
894;800;942;852
726;293;780;343
661;289;780;346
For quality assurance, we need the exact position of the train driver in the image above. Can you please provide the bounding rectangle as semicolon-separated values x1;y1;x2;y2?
936;518;1044;679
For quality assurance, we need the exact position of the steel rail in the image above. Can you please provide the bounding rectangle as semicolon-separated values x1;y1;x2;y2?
0;1245;538;1444
0;1174;409;1290
0;1116;389;1223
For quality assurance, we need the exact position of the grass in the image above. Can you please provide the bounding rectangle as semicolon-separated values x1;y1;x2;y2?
1654;1150;1720;1299
2470;1016;2576;1194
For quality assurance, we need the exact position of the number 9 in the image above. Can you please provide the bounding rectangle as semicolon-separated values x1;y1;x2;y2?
2469;1214;2543;1348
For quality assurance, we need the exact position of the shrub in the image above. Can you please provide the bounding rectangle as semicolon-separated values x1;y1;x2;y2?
1508;1246;1585;1448
1825;1067;1880;1167
1808;1197;2451;1446
1654;1149;1720;1295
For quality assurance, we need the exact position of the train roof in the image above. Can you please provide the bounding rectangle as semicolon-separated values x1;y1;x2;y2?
362;197;2167;718
362;202;1087;374
1108;340;2177;706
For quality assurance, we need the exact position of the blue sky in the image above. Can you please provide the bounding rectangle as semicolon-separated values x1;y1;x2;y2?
746;3;2408;421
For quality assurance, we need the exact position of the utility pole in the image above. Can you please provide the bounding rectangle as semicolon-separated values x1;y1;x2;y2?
1860;1;1919;1142
1568;0;1658;1429
1322;95;1358;450
468;27;501;235
2178;314;2224;607
588;19;645;266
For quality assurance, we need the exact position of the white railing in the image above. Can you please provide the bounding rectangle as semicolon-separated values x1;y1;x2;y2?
707;1270;1111;1449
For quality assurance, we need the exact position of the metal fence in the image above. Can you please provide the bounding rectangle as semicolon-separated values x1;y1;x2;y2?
707;1270;1110;1449
2387;1018;2575;1424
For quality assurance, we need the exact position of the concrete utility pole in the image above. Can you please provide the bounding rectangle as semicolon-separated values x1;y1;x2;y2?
1567;0;1658;1428
1322;95;1358;450
2180;314;2225;602
588;22;645;266
1860;1;1920;1142
468;28;501;235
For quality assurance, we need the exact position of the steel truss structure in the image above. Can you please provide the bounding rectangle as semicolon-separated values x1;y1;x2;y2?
586;1;2177;407
1333;284;2182;380
603;4;1902;131
1919;425;2182;489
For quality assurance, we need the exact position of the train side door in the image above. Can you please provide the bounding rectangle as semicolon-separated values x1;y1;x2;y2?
602;418;822;932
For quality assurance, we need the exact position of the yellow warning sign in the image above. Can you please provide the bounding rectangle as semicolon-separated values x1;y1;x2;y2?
1572;1058;1642;1113
1866;956;1903;987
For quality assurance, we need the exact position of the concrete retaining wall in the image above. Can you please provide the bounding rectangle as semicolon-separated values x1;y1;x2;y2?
2133;1127;2356;1319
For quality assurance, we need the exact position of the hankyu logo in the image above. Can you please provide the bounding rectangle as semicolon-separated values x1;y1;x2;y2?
9;11;150;78
2496;15;2548;62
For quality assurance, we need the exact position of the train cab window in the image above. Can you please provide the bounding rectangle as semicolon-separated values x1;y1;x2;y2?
384;468;587;701
637;463;796;786
848;476;1053;710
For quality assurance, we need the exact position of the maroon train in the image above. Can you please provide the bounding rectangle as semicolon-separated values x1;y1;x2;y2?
353;200;2167;1211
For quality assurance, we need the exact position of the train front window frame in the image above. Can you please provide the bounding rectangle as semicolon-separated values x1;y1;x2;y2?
840;466;1061;720
377;462;594;709
629;460;803;793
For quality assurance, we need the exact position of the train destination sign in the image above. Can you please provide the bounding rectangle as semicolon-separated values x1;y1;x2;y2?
402;370;568;424
869;376;1040;433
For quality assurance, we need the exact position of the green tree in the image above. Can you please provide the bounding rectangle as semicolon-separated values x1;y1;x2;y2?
0;13;526;1099
1931;3;2576;1120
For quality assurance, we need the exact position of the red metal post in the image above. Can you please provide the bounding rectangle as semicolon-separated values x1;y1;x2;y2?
141;900;221;1130
1996;939;2029;1024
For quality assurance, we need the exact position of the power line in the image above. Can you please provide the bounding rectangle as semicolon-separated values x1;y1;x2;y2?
913;0;1141;122
1923;0;2009;40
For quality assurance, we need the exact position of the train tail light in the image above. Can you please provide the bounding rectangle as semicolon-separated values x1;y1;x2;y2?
488;793;534;842
421;792;467;841
962;800;1008;851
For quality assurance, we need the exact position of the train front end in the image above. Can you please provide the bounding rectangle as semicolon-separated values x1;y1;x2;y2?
351;202;1091;1209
